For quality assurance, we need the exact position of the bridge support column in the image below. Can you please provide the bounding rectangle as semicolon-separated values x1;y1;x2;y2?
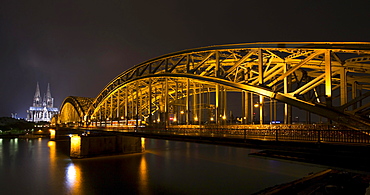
259;95;264;125
215;84;219;125
186;79;190;125
222;87;227;124
165;78;169;127
148;79;152;125
241;91;249;124
125;87;128;125
283;63;292;124
193;82;198;124
340;67;348;106
325;50;332;107
70;135;144;159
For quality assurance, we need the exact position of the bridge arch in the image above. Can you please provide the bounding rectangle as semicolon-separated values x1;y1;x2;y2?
65;42;370;130
59;96;94;125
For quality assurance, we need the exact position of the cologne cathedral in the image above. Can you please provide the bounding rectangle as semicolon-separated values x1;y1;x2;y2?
26;83;59;122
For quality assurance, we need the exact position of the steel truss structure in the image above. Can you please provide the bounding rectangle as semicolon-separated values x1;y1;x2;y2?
58;42;370;130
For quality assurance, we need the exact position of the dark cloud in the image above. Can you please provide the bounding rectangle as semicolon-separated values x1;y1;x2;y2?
1;0;370;118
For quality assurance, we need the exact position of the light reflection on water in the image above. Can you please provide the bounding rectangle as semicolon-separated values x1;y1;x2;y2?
65;162;82;194
0;138;326;195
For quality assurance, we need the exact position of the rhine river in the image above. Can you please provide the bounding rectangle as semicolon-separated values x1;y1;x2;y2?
0;137;325;195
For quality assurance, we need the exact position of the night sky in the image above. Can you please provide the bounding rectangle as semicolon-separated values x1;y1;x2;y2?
1;0;370;118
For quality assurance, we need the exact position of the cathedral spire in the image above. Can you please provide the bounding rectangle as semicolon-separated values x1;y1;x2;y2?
46;83;53;107
33;82;41;107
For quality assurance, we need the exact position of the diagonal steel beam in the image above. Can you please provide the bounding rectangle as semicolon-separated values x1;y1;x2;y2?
189;52;214;73
267;50;325;87
223;50;256;78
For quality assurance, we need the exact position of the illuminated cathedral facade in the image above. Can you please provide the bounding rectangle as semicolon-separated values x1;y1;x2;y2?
27;83;59;122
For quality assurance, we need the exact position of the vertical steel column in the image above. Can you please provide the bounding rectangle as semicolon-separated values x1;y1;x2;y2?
325;50;332;107
199;84;202;125
259;95;264;125
241;91;245;124
148;79;152;125
186;79;190;125
215;84;220;125
125;87;128;125
104;101;107;126
110;95;113;121
258;48;264;84
179;82;183;124
215;51;220;125
340;67;348;106
250;93;254;124
117;89;120;120
131;88;135;120
283;63;292;124
273;99;277;123
136;81;140;128
165;78;169;127
258;49;264;125
175;81;178;124
193;82;198;123
207;87;211;123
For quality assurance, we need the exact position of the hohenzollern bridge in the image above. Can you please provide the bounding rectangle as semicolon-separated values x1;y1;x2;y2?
54;42;370;141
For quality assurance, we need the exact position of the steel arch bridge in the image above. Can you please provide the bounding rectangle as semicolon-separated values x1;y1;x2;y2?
58;42;370;130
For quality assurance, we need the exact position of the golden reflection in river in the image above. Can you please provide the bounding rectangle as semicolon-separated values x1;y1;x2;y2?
66;162;82;194
138;154;149;194
48;140;57;190
141;137;145;152
48;141;56;161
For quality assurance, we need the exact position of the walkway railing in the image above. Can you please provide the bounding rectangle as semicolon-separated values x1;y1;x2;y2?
86;125;370;144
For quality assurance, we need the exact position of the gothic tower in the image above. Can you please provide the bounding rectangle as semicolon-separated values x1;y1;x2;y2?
46;83;53;108
27;82;59;122
33;82;41;107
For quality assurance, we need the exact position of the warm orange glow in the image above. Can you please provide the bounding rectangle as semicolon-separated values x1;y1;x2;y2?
138;155;148;194
222;115;226;120
49;129;56;140
210;117;214;121
66;163;82;194
70;135;81;158
254;103;260;108
141;137;145;152
194;116;198;121
180;110;184;114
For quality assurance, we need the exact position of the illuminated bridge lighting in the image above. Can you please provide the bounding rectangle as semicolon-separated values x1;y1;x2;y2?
56;42;370;130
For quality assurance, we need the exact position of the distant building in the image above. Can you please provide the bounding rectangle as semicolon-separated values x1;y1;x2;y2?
26;83;59;122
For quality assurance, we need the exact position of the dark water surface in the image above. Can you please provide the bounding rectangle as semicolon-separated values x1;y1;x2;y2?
0;138;325;195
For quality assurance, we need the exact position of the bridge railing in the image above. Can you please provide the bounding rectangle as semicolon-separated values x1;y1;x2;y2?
134;127;370;144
